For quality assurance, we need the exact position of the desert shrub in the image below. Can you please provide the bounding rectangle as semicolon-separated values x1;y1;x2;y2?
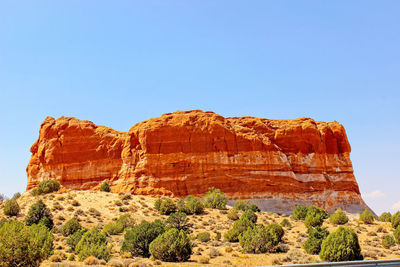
292;205;308;220
227;208;240;221
3;199;20;216
155;198;177;215
185;195;204;214
329;208;349;225
379;212;392;222
394;225;400;243
149;228;192;262
233;200;252;211
359;209;375;224
319;227;363;261
62;217;82;236
280;218;292;228
203;188;227;210
100;181;110;192
240;209;257;224
121;219;165;257
166;212;189;232
67;228;87;251
11;192;21;200
36;179;60;195
382;235;395;249
103;214;135;236
391;212;400;229
249;204;261;212
197;232;211;242
239;223;284;253
177;199;186;213
76;228;112;261
154;198;162;210
0;220;53;267
25;199;53;229
304;227;329;255
304;206;328;228
224;217;255;242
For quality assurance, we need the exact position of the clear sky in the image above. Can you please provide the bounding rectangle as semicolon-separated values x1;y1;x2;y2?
0;1;399;214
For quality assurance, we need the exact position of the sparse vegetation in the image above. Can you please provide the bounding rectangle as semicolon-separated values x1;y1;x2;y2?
100;181;111;192
320;227;363;261
3;199;20;216
359;209;375;224
203;188;227;210
292;205;308;221
149;228;192;262
329;208;349;225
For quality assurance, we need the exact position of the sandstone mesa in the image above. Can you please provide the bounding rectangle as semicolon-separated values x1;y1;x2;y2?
26;110;369;213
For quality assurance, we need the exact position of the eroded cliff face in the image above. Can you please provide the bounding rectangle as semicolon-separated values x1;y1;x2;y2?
26;110;369;213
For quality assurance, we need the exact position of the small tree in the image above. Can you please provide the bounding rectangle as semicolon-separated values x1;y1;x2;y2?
76;228;111;261
166;212;190;232
25;199;53;229
36;179;60;195
3;199;20;216
393;225;400;243
203;188;227;210
329;208;349;225
359;209;375;224
304;227;329;255
149;228;192;262
379;212;392;222
100;181;111;192
292;205;308;220
62;217;82;236
319;227;363;261
382;235;395;249
305;206;328;228
121;220;165;257
391;212;400;229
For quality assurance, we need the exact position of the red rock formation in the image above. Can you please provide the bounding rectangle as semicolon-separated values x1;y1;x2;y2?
26;110;369;213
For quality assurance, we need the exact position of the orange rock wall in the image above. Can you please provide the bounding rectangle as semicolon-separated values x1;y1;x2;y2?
26;110;369;213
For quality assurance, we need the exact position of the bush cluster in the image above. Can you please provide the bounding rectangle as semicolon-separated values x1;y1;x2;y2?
25;199;53;229
100;181;111;192
319;227;363;261
239;223;284;253
359;209;375;224
203;188;227;210
304;227;329;255
76;228;112;261
304;206;328;228
0;220;53;267
33;179;60;195
292;205;308;220
3;199;20;216
155;198;177;215
379;212;392;222
329;208;349;225
149;228;192;262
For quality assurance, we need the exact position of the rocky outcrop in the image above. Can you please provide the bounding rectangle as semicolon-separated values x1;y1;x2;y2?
26;110;369;213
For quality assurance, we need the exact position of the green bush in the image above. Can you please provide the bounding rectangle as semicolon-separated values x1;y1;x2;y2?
391;212;400;229
233;200;252;211
185;195;204;215
359;209;375;224
304;206;328;228
67;228;87;251
203;188;227;210
25;199;53;229
319;227;363;261
304;227;329;255
329;208;349;225
382;235;396;249
249;204;261;212
0;220;53;267
62;217;82;236
177;199;186;213
36;179;60;195
149;228;192;262
156;198;177;215
100;181;111;192
166;212;189;232
3;199;20;216
103;214;134;235
240;209;257;224
154;198;162;211
292;205;308;220
280;218;292;228
239;224;284;253
227;208;239;221
76;228;111;261
121;219;165;257
379;212;392;222
11;192;21;200
224;217;255;242
394;225;400;243
197;232;211;242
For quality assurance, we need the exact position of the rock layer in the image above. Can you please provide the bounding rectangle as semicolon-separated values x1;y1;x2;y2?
26;110;369;213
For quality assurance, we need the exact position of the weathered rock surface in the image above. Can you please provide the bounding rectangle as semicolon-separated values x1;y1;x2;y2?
26;110;369;213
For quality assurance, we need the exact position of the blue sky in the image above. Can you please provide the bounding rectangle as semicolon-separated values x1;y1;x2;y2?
0;1;399;214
